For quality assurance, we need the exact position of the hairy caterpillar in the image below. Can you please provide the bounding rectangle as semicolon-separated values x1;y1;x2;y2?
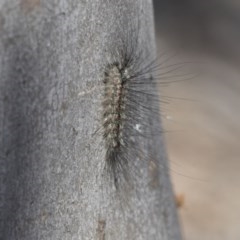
98;18;162;191
96;18;193;192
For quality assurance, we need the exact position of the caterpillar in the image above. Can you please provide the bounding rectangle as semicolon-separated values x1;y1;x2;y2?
100;19;162;191
97;17;193;192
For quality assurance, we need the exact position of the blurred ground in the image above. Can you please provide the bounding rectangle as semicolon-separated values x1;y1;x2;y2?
154;1;240;239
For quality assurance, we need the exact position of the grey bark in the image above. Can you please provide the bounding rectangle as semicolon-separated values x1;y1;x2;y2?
0;1;181;239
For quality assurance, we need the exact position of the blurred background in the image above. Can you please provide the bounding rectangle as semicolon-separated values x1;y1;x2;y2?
153;1;240;240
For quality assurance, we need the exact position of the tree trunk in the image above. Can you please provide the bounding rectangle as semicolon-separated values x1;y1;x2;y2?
0;0;181;239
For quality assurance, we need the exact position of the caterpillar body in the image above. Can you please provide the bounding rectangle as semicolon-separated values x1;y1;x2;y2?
96;17;192;192
100;20;162;191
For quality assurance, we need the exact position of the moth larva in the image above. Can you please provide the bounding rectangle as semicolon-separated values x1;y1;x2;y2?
100;18;192;191
101;19;160;190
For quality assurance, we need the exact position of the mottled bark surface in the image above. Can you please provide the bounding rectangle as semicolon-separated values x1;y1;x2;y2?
0;1;180;239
